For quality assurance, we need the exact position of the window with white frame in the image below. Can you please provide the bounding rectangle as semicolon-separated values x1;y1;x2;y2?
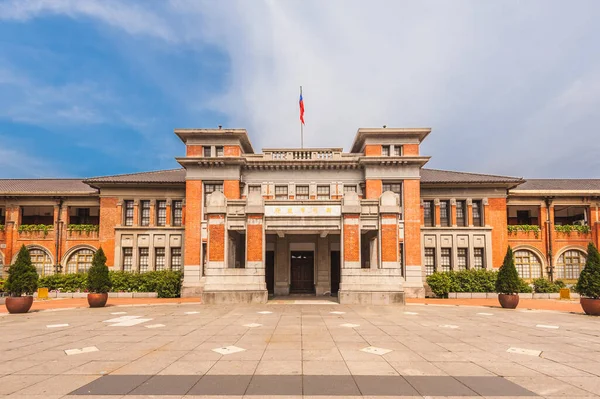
30;248;52;276
204;183;224;205
317;185;330;200
457;248;468;270
456;200;466;227
382;145;390;156
140;200;150;226
423;201;434;227
425;248;436;275
472;200;483;226
124;200;134;226
556;250;586;279
156;200;167;226
138;248;149;273
393;145;401;156
122;248;133;272
296;185;309;199
215;146;224;157
66;248;94;273
343;185;357;194
172;200;183;226
440;248;452;271
473;248;485;269
514;249;543;279
171;247;182;271
440;200;450;227
248;185;261;194
275;185;288;200
203;146;211;157
155;248;166;271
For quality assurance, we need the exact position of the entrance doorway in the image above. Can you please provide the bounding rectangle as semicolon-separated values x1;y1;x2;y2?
330;250;341;295
265;251;275;295
290;251;315;293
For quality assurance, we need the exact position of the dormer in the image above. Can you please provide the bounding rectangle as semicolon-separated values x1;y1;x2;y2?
350;127;431;157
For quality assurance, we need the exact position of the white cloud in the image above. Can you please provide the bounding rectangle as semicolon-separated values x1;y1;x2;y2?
0;146;62;177
3;0;600;177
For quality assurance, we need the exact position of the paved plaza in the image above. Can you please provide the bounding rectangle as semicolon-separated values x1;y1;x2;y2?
0;301;599;398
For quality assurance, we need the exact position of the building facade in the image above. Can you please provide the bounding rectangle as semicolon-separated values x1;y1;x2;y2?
1;127;599;304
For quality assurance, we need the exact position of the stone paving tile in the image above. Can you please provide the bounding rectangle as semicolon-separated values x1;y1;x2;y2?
255;360;302;375
346;361;399;376
246;375;303;395
302;360;351;375
158;360;216;375
69;375;150;395
128;375;200;395
0;374;52;395
404;375;478;396
506;376;596;397
302;375;361;396
433;361;497;376
205;360;258;375
188;375;252;396
457;376;538;396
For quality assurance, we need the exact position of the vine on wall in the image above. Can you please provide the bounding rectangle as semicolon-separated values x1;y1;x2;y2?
555;224;591;235
67;224;100;234
18;224;54;237
507;224;541;238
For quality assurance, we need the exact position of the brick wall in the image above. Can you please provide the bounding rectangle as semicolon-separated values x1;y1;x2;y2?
246;215;263;262
403;144;419;155
403;179;421;266
365;144;382;156
224;180;240;199
343;215;360;262
184;180;202;266
186;145;204;156
487;197;508;268
381;214;398;262
224;145;241;157
99;197;119;267
366;179;382;199
208;215;225;262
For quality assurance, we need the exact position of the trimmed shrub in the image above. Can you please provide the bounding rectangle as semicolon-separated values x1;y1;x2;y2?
496;246;520;295
37;270;182;298
426;272;453;297
518;279;533;293
532;278;561;293
426;269;498;297
5;245;39;296
575;242;600;299
87;248;112;294
39;273;88;292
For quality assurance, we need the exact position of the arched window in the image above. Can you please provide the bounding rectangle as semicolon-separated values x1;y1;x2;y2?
66;248;95;273
514;249;543;279
556;250;586;280
30;248;53;276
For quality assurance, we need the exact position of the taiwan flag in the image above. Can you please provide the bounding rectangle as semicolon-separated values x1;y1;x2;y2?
299;88;305;125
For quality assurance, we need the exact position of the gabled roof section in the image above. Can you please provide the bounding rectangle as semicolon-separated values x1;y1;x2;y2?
512;179;600;194
84;169;186;185
421;168;524;185
0;179;97;196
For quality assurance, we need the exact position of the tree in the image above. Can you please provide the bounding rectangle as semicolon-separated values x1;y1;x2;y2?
575;242;600;299
495;246;520;294
86;248;112;294
5;245;38;296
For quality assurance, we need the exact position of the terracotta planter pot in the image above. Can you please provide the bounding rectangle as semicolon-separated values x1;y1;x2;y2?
498;293;519;309
580;298;600;316
87;293;108;308
5;296;34;314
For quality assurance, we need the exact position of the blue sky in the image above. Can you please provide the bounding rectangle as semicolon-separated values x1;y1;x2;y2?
1;0;600;178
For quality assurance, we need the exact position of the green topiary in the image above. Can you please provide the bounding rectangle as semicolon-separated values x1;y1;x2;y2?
4;245;38;296
575;242;600;299
495;246;520;294
86;248;112;294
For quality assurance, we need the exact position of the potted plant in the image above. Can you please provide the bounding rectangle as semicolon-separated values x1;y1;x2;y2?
86;248;112;308
575;242;600;316
4;245;39;313
496;246;520;309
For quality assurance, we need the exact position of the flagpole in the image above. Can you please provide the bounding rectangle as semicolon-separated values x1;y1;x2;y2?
300;86;304;149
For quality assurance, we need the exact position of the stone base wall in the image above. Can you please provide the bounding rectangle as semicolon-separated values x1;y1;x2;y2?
339;290;405;305
403;286;425;298
201;289;268;304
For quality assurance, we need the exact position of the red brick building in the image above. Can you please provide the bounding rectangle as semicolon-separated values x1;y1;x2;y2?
1;127;598;303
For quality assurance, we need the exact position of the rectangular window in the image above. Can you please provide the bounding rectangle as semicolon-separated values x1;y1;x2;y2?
216;146;224;157
171;247;182;271
140;200;150;226
382;183;402;194
124;200;134;226
248;185;261;194
204;146;212;157
473;248;485;269
440;200;450;227
122;248;133;272
441;248;452;272
155;248;165;271
457;248;468;270
343;185;357;193
296;185;309;200
156;200;167;226
425;248;436;275
473;200;483;226
138;248;149;273
204;183;224;205
172;200;183;226
275;185;288;200
317;185;330;200
393;145;402;156
382;145;390;156
456;201;466;227
423;200;434;227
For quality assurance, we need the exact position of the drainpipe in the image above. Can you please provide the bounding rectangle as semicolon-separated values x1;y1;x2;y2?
545;197;553;282
54;198;64;274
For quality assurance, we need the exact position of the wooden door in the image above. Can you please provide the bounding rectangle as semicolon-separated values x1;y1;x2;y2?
330;251;341;295
290;251;314;293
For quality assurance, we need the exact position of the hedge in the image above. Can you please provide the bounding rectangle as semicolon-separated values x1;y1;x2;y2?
426;269;533;297
532;278;565;293
38;270;182;298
